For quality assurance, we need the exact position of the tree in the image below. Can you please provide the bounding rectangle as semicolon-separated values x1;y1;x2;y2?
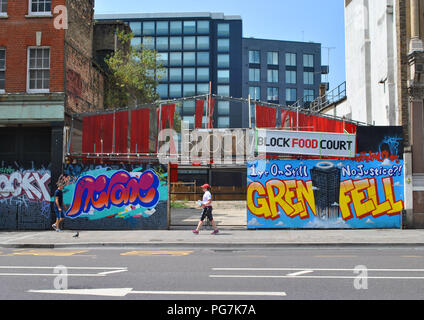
104;31;165;109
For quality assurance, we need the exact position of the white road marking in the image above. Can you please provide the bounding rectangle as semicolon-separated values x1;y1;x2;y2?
212;267;424;272
27;288;287;297
0;266;127;277
130;290;287;297
286;270;314;277
28;288;133;297
209;275;424;280
211;267;424;280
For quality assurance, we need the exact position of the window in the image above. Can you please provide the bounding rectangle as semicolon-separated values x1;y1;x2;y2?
183;68;195;82
303;54;314;67
286;88;297;103
183;37;196;50
156;37;168;51
304;89;315;102
28;47;50;92
197;83;209;94
249;68;260;82
131;37;142;48
249;87;260;100
157;68;168;82
217;54;229;68
183;52;195;66
170;21;182;35
29;0;51;14
183;84;195;97
285;53;296;66
169;84;182;98
197;21;209;34
170;37;182;50
267;52;278;65
143;21;155;35
267;88;279;102
217;39;229;52
217;85;230;96
0;48;5;92
197;68;209;82
157;84;168;99
197;36;209;50
197;52;209;66
267;69;278;83
285;70;296;84
143;37;155;50
217;23;230;37
158;52;168;66
217;70;230;83
183;21;196;34
304;71;314;85
249;50;260;64
156;21;169;35
0;0;7;15
169;52;182;66
183;116;195;129
217;116;230;128
129;22;142;36
183;101;195;114
217;101;230;115
169;68;182;81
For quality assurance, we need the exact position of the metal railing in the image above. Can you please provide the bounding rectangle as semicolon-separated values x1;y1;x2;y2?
290;81;347;113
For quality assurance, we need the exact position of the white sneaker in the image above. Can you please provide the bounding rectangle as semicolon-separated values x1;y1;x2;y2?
52;224;57;230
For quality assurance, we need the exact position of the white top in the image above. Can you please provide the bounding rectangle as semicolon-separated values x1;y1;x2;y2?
202;191;212;207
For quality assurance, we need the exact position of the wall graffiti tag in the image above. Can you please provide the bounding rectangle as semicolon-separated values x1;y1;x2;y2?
0;170;51;204
62;164;168;223
66;170;161;219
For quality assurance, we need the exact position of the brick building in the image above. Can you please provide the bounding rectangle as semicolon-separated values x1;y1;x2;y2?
0;0;105;229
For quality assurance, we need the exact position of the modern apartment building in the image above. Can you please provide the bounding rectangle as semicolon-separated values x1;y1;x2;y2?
95;12;243;128
242;37;326;105
96;12;329;129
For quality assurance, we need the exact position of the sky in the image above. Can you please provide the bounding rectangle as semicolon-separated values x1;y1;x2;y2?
94;0;346;91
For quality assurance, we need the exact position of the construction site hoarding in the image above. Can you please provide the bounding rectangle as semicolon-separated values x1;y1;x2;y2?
247;159;404;229
59;163;168;230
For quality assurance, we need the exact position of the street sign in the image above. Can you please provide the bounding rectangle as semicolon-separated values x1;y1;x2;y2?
256;129;356;158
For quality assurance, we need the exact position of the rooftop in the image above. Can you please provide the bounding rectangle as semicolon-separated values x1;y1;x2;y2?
94;12;242;21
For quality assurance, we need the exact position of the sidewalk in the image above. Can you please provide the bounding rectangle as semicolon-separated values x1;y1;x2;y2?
0;228;424;249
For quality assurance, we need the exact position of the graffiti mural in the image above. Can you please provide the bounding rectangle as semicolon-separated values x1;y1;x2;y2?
61;164;168;230
247;127;405;229
247;159;404;229
0;166;52;230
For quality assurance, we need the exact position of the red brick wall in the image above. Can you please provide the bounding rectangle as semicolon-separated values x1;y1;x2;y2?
65;0;104;114
0;0;66;93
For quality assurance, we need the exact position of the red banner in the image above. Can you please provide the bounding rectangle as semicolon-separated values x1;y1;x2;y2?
195;100;204;129
130;109;150;154
256;105;277;128
281;110;357;134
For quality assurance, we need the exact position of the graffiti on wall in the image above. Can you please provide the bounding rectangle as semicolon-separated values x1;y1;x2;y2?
247;159;404;229
62;164;167;221
0;169;51;206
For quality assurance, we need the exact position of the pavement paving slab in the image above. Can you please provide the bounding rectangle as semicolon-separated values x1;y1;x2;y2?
0;229;424;249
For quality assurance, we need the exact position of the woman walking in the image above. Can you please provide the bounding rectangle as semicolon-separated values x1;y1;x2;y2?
192;184;219;235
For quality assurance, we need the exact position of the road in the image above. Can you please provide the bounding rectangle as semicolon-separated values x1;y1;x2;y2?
0;246;423;301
